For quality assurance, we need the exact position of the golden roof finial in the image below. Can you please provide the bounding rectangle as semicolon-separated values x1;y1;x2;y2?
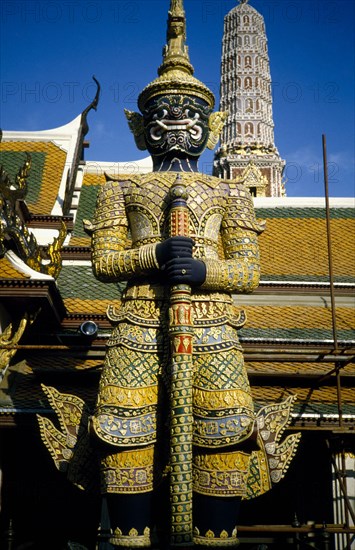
138;0;215;111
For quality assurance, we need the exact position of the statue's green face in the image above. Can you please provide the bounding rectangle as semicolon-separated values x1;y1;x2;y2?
142;95;212;161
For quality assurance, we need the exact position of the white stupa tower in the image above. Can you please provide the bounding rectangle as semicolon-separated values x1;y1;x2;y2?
213;0;286;197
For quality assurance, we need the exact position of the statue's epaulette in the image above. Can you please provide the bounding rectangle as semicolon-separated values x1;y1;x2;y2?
83;178;128;235
227;181;266;234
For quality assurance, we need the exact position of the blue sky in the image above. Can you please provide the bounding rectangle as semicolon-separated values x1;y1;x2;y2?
1;0;354;197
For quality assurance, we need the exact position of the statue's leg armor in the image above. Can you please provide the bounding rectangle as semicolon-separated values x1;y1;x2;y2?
100;446;156;547
192;348;255;547
93;341;166;547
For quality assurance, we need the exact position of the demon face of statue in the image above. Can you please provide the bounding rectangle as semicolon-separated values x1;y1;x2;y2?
125;95;227;171
143;95;211;162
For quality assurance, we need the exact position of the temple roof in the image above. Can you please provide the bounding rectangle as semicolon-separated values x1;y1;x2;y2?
1;116;84;217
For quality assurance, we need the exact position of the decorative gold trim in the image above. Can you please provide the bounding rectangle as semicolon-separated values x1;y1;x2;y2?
193;451;250;497
245;396;301;499
101;447;155;494
124;109;147;151
138;243;160;271
193;527;239;547
207;111;228;150
98;384;158;409
111;526;151;547
37;385;98;492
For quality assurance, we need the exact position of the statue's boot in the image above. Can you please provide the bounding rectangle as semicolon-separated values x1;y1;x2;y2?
193;494;241;547
106;493;153;548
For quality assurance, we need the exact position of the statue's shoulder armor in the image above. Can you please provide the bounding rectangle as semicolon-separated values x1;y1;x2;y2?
219;178;266;234
91;177;129;231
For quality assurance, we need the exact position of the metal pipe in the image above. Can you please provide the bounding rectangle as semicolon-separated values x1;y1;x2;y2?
2;345;354;367
326;440;355;526
237;524;355;533
317;361;354;383
322;134;339;353
336;362;344;427
287;426;355;433
245;354;354;363
342;448;352;549
323;135;344;429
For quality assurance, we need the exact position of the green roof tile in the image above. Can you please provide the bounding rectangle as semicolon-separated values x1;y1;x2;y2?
57;264;124;300
255;207;355;220
0;150;46;204
72;184;99;239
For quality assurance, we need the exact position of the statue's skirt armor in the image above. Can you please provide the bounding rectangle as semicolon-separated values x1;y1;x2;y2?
93;287;254;499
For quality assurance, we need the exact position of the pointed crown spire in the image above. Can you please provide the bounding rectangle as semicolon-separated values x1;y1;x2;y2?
158;0;193;76
138;0;215;111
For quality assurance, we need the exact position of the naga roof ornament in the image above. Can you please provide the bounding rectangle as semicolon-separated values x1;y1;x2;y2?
138;0;215;111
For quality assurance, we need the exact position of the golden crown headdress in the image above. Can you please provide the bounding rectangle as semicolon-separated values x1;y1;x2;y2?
138;0;215;111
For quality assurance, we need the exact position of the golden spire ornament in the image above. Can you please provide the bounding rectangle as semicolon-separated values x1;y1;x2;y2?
138;0;215;111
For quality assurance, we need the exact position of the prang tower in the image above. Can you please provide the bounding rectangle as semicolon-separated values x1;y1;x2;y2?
213;0;286;197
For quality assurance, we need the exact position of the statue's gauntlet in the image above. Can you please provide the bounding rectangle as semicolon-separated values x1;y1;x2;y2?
200;229;262;294
201;257;260;293
92;228;159;282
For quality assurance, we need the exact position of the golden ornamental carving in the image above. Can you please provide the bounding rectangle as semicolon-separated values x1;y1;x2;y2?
124;109;146;151
207;111;228;150
37;385;99;492
193;526;239;547
241;162;268;197
111;526;151;547
232;143;276;156
0;315;29;375
0;154;66;278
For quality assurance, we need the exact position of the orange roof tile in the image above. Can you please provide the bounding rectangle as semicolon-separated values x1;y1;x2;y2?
251;385;354;410
26;356;103;372
0;257;29;279
258;217;355;279
0;141;67;214
243;305;355;331
247;362;355;376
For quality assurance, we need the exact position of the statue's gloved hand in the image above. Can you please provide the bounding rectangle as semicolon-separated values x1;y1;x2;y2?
164;257;206;286
156;237;194;267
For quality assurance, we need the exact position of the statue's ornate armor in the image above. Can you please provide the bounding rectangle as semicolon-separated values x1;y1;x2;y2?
90;172;264;504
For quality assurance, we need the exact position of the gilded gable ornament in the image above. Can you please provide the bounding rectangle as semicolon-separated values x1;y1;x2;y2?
241;162;268;197
0;154;66;278
0;315;29;377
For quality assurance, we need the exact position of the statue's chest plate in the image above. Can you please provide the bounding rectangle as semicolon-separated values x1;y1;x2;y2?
120;174;228;246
